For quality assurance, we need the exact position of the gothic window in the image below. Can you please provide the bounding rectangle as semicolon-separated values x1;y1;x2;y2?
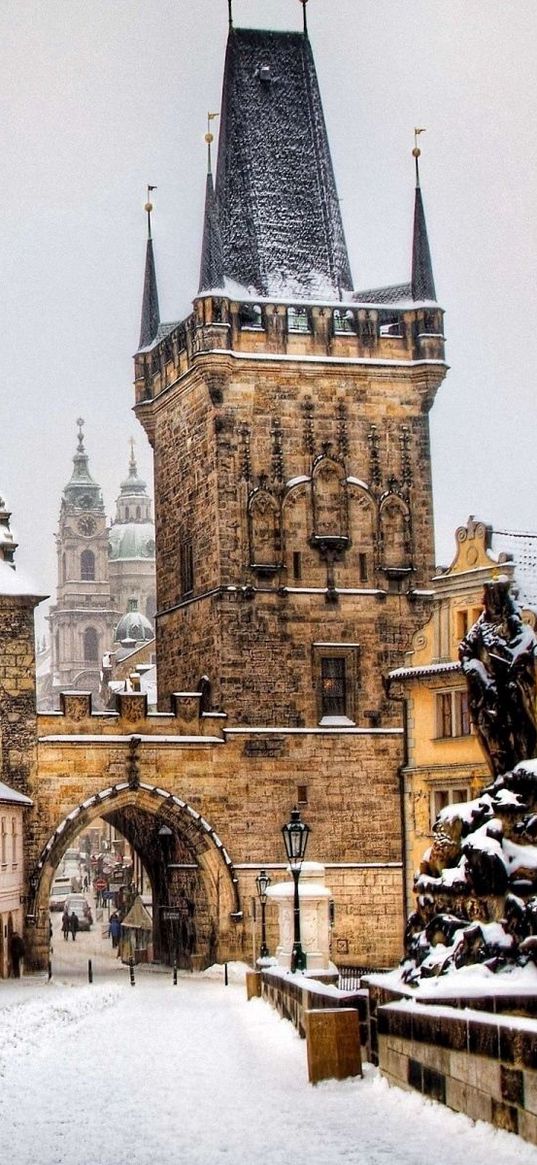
11;818;17;867
380;497;410;570
81;549;95;581
293;551;302;581
62;552;67;582
1;817;6;866
249;492;280;570
83;627;99;662
312;460;346;539
180;540;194;596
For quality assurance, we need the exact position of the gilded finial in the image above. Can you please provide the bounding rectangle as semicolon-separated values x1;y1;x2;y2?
76;417;85;452
413;128;426;185
145;184;157;239
205;112;219;174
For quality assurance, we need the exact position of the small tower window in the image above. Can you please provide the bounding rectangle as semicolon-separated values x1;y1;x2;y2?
180;540;194;596
333;309;356;334
293;551;302;581
81;549;95;581
136;506;141;520
83;627;99;662
321;657;347;717
287;306;310;334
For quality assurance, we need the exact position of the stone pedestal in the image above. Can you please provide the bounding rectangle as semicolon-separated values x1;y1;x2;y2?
268;861;332;972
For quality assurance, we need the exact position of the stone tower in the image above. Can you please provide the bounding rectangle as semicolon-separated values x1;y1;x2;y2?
48;419;117;704
134;22;446;729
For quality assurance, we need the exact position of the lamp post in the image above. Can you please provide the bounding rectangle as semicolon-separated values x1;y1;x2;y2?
255;869;271;960
282;807;310;973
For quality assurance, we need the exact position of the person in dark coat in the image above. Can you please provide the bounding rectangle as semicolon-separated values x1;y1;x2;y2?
10;932;25;977
109;913;121;949
69;911;79;941
61;909;70;941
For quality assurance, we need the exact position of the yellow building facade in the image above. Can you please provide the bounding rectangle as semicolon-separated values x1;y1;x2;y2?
388;516;537;908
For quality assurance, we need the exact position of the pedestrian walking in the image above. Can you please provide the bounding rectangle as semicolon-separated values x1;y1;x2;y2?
61;909;70;941
9;932;25;978
109;912;121;949
69;911;79;941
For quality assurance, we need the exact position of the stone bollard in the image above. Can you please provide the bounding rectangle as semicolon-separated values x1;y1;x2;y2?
246;970;262;1000
304;1008;362;1085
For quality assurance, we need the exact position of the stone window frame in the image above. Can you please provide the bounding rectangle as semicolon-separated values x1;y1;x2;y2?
0;816;6;868
312;642;360;726
80;548;95;581
180;539;194;597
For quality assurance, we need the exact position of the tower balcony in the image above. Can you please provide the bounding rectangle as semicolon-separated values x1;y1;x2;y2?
134;294;446;411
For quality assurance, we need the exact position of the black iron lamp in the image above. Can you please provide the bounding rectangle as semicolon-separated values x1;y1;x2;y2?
158;824;173;865
282;807;310;973
255;868;272;959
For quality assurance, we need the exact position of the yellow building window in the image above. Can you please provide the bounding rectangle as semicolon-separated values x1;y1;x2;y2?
455;609;469;640
432;786;469;827
436;690;471;738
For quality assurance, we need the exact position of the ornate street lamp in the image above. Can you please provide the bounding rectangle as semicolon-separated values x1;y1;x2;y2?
282;807;310;973
255;869;271;959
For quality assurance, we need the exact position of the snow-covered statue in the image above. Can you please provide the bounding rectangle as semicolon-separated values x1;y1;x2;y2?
459;577;537;777
400;579;537;985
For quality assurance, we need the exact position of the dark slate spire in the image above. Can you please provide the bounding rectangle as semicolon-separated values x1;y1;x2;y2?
138;189;160;349
198;123;225;293
411;140;437;302
214;27;353;299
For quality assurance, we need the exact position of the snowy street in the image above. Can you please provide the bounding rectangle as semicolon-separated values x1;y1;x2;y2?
1;961;537;1165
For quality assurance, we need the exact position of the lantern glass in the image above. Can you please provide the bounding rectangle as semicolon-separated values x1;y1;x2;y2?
282;807;310;867
256;869;271;902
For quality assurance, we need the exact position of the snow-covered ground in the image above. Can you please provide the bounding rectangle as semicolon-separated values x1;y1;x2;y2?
1;960;537;1165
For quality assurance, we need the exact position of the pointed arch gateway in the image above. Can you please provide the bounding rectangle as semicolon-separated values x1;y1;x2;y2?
34;783;241;969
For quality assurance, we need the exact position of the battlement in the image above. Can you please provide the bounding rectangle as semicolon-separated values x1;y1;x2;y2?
37;689;227;739
134;294;446;413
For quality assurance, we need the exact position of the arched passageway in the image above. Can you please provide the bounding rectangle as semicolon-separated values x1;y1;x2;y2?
29;783;241;972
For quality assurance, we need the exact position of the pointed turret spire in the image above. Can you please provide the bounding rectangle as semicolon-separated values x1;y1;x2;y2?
198;115;225;294
138;186;161;349
411;130;437;302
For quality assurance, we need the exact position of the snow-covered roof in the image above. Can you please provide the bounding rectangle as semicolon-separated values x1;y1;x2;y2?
492;527;537;610
388;660;460;682
0;780;32;806
215;27;353;299
0;558;46;599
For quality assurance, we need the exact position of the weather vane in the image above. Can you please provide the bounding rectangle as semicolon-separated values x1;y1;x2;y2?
145;184;157;239
412;127;426;185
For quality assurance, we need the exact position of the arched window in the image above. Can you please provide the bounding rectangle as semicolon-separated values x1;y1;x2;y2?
81;549;95;581
62;552;67;582
83;627;99;662
136;506;141;520
125;506;130;520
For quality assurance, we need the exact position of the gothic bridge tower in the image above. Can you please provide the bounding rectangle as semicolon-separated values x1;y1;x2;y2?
134;18;446;732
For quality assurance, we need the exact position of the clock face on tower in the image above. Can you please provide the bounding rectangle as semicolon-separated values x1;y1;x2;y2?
78;516;96;536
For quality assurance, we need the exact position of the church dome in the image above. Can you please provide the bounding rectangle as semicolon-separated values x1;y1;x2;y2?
114;609;154;644
108;522;155;562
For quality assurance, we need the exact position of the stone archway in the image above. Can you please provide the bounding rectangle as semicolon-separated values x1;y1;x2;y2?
28;783;241;972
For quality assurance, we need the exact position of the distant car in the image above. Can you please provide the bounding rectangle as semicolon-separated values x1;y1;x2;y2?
49;878;71;911
64;894;93;931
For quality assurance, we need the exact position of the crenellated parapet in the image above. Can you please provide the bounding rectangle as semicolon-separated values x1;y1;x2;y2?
37;688;227;740
134;294;446;420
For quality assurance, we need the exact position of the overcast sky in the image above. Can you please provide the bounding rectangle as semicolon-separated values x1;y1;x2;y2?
1;0;537;633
